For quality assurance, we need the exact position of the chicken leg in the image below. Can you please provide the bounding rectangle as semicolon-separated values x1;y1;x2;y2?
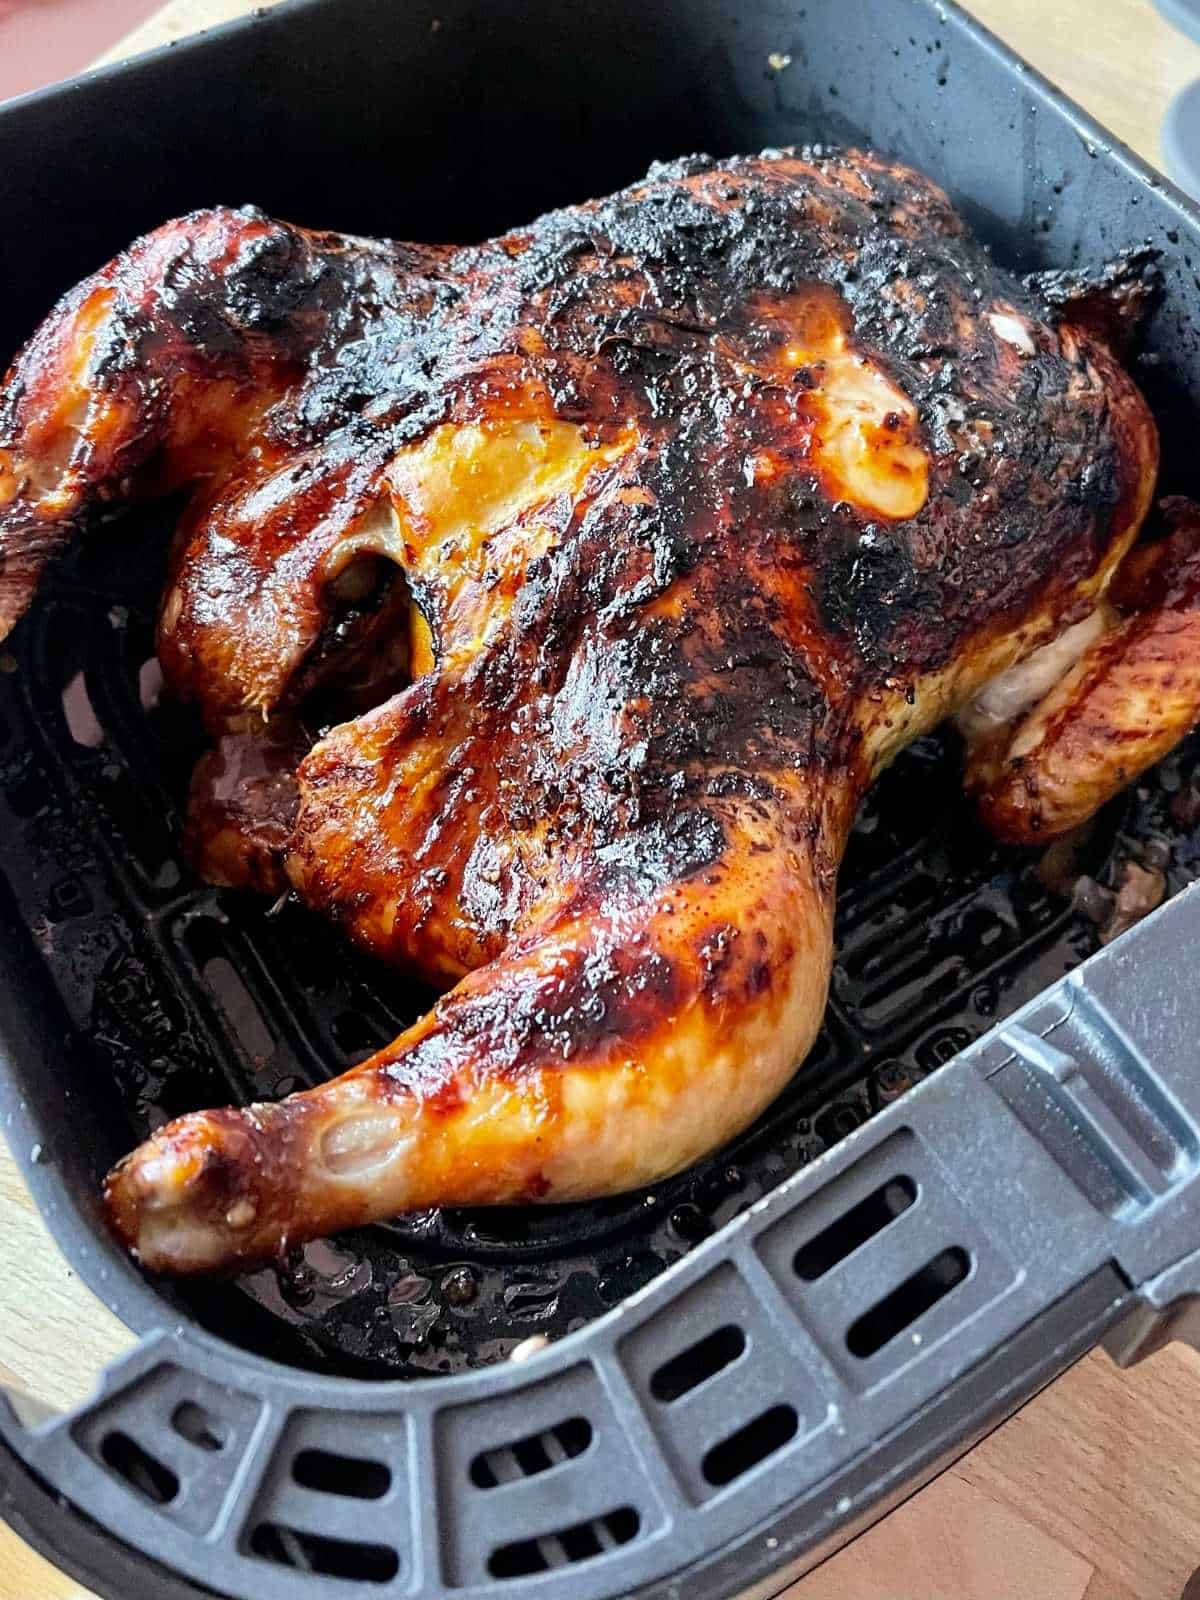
107;782;843;1271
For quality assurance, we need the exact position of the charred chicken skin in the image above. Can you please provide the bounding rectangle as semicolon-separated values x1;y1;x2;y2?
0;149;1174;1274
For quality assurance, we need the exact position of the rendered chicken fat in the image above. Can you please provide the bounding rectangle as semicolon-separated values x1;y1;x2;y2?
386;419;631;572
779;293;929;520
987;310;1037;357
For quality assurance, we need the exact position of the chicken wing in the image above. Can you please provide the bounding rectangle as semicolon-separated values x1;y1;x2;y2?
963;497;1200;841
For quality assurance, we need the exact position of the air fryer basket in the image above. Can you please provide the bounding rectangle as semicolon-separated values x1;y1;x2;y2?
4;1;1200;1596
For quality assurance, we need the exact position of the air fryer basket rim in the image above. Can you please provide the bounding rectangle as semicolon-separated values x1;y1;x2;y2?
4;0;1200;1596
0;1266;1133;1600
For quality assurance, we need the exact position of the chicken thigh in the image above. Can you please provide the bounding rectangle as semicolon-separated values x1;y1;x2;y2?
0;149;1165;1272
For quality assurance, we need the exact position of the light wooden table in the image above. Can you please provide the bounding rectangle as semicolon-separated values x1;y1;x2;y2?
5;2;1200;1596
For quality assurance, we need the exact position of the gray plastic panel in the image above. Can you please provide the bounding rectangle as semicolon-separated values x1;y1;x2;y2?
756;1128;1020;1393
620;1264;834;1504
435;1364;667;1586
6;887;1200;1599
69;1364;265;1539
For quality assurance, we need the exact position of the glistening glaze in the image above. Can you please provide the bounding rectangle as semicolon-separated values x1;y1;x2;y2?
0;148;1157;1271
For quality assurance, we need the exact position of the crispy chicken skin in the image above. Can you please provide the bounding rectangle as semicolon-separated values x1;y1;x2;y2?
0;149;1162;1273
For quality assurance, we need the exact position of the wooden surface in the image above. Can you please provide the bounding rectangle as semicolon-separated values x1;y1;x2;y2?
4;1;1200;1596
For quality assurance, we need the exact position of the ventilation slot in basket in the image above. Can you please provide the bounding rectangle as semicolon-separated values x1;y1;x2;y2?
701;1404;799;1488
470;1416;593;1488
171;1400;225;1453
201;954;276;1061
292;1447;392;1500
249;1523;400;1583
488;1507;640;1578
845;1246;971;1358
793;1176;917;1281
650;1324;747;1403
100;1432;179;1505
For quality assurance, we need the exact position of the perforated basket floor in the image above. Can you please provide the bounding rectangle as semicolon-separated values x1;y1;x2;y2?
2;498;1198;1383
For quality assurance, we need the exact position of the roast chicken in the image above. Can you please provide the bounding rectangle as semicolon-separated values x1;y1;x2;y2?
0;147;1190;1276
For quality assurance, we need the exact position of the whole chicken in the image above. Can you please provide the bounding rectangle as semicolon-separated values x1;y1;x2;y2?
0;148;1185;1275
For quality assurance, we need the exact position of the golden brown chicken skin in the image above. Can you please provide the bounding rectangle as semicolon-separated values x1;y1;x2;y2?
0;149;1160;1273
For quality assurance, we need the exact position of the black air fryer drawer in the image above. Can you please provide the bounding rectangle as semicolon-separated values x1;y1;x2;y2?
3;3;1200;1599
